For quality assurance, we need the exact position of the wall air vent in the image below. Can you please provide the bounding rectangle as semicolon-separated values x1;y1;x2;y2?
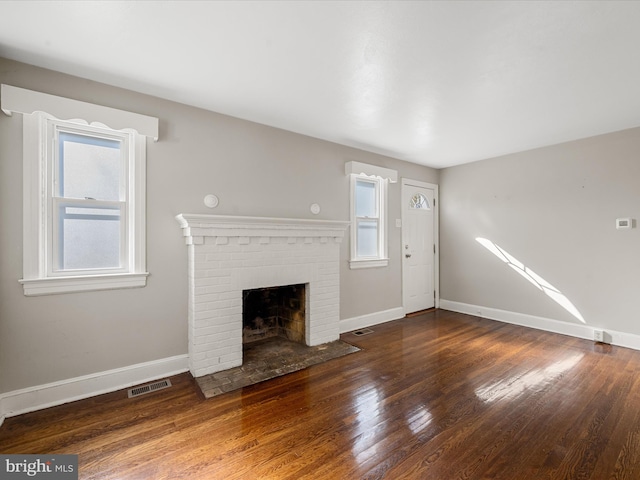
127;379;172;398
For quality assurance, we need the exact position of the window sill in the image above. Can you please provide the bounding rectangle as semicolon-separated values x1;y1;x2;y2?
19;272;149;296
349;258;389;270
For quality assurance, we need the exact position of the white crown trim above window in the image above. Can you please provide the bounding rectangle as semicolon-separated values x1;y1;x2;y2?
1;84;159;140
345;161;397;183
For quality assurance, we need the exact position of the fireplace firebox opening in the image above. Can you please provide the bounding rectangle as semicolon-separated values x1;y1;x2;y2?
242;283;307;344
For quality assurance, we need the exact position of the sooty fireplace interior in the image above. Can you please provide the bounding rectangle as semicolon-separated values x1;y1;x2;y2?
243;283;306;344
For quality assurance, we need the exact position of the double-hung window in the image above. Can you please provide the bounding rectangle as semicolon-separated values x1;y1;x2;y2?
51;124;129;274
1;84;158;295
346;161;397;269
354;176;383;258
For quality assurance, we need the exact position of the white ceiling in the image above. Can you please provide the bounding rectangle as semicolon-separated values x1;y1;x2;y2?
1;1;640;168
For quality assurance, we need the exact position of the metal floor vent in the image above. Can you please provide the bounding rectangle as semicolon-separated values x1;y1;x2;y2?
352;328;374;336
128;379;172;398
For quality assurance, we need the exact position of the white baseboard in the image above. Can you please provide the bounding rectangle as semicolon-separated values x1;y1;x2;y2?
340;306;405;334
0;354;189;420
5;301;638;424
439;299;640;351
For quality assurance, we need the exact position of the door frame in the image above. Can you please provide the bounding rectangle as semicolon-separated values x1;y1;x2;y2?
401;178;440;313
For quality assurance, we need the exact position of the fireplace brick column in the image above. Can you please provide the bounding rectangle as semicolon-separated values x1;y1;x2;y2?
176;214;349;377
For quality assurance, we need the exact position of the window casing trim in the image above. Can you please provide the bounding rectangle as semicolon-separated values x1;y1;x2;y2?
0;85;158;296
348;172;390;269
19;273;149;296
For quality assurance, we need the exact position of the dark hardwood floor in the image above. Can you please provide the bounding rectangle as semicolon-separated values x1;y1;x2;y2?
2;309;640;479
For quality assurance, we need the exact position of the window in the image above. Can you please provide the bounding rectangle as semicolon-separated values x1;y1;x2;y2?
1;84;158;295
346;161;397;269
355;177;382;258
409;193;430;210
53;125;129;274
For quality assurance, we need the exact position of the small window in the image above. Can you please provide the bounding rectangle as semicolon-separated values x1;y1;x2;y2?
355;179;380;258
409;193;430;210
349;174;389;269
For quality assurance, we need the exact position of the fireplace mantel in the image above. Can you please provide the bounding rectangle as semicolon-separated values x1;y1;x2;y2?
176;214;349;244
176;213;349;377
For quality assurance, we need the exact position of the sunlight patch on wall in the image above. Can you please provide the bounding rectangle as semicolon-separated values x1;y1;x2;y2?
476;237;586;324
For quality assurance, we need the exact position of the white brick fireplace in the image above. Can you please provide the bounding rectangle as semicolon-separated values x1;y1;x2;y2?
176;214;349;378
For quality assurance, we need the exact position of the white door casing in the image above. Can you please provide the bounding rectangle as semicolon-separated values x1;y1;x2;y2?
402;179;439;314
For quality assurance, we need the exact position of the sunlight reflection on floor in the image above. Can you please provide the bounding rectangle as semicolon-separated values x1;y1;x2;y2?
475;352;584;403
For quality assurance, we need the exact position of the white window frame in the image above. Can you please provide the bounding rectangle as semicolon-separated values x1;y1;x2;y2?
346;161;397;270
1;85;158;296
49;120;131;276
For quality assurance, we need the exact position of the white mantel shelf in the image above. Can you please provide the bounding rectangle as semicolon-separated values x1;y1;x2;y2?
176;213;350;244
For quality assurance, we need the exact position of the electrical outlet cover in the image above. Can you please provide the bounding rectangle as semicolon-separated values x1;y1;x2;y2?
594;329;604;342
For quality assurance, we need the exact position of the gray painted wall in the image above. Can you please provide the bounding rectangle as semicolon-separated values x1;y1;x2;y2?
7;54;639;399
440;127;640;335
0;58;437;393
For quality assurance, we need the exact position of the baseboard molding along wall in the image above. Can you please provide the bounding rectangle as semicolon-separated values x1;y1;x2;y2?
6;300;637;427
440;299;640;352
1;304;404;424
0;306;405;425
340;306;405;334
0;354;189;424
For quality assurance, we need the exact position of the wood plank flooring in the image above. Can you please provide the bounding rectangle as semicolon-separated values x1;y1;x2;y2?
2;309;640;479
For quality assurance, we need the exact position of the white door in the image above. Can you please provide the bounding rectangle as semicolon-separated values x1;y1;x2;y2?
402;180;436;314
